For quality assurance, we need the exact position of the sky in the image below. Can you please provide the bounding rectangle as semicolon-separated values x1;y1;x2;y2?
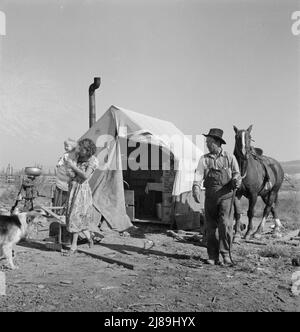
0;0;299;171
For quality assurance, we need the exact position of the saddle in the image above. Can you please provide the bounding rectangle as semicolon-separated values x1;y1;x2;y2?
250;147;272;190
253;147;263;157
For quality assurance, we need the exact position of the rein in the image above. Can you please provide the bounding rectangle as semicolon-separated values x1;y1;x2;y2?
234;140;269;194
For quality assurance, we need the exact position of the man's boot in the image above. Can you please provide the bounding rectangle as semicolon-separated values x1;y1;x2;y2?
221;253;233;266
206;259;215;265
206;254;220;265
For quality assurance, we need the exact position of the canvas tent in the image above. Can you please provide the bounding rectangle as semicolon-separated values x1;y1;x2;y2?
80;105;204;232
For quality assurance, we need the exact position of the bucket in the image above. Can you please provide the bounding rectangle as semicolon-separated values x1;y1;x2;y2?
156;203;162;220
161;205;172;223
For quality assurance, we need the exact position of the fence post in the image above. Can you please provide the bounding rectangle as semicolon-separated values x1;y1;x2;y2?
0;271;6;296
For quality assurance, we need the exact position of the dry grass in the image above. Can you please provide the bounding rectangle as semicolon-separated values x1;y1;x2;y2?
258;245;291;259
236;262;257;274
235;246;250;257
238;190;299;231
0;184;21;205
278;191;300;230
0;176;53;207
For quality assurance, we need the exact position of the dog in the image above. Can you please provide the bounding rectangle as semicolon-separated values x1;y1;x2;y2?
0;211;41;270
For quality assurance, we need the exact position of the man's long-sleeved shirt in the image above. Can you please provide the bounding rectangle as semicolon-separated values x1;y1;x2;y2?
193;149;241;188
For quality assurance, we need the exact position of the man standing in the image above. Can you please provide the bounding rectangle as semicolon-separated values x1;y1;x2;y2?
193;128;241;266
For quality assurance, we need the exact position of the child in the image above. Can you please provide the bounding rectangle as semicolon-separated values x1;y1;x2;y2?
52;139;78;212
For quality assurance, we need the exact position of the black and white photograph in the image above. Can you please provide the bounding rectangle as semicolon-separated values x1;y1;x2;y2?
0;0;299;314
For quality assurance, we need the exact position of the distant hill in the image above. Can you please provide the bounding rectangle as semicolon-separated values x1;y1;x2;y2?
280;160;300;175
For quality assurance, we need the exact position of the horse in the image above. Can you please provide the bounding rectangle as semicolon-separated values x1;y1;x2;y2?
233;125;284;240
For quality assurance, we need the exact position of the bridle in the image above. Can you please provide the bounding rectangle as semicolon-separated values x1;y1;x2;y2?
234;130;253;179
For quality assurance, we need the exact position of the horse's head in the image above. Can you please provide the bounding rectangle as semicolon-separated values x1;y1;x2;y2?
233;125;253;159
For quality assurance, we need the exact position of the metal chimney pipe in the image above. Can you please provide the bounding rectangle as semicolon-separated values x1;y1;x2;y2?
89;77;101;128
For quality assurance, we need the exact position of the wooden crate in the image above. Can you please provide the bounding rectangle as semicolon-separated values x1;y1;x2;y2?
124;190;134;205
175;211;201;231
162;192;173;206
161;205;173;223
126;206;135;221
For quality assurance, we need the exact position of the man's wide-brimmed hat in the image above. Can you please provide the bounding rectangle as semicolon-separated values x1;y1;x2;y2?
203;128;226;145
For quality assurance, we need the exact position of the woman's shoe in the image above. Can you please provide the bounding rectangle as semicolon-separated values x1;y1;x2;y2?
93;234;104;244
62;248;77;256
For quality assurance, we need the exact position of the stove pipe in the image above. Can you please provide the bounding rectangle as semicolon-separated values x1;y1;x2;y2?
89;77;101;128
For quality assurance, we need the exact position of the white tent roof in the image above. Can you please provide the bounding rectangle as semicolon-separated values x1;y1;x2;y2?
81;105;204;196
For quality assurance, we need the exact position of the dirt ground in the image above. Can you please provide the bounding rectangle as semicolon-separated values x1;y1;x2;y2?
0;217;299;312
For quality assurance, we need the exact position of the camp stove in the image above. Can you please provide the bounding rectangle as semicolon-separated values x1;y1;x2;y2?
10;167;42;214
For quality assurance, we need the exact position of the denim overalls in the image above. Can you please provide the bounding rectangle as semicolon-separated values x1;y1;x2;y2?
203;163;235;261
